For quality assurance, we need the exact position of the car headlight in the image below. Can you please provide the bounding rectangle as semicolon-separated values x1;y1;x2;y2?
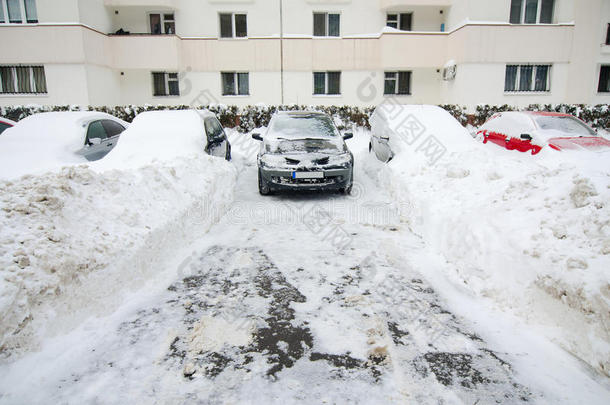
329;153;353;166
259;154;282;168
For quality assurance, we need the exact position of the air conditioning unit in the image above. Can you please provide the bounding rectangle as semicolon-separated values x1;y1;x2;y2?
442;61;457;81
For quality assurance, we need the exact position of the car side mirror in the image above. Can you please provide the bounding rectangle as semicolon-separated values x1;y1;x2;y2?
89;137;102;145
343;132;353;140
252;133;263;141
520;134;532;141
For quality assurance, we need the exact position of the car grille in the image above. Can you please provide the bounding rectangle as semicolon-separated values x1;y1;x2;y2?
272;175;343;185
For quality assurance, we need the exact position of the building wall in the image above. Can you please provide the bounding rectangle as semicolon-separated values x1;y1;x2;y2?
0;0;608;109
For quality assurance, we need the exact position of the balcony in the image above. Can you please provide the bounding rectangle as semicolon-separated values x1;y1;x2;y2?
0;22;574;73
110;35;180;70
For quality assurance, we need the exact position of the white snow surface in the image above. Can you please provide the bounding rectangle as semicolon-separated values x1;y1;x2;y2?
0;111;236;354
0;113;609;404
0;112;128;180
369;105;610;377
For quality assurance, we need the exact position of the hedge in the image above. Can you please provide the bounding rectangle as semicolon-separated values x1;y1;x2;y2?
1;103;608;132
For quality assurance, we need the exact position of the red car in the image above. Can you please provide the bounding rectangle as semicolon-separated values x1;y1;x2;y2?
477;111;610;154
0;117;16;135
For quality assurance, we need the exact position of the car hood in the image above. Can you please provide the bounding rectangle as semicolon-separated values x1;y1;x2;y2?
547;136;610;151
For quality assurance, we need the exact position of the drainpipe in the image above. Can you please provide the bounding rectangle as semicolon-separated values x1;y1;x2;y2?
279;0;285;105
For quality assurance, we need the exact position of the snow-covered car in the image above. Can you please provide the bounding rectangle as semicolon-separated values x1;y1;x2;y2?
369;104;471;163
95;109;231;170
0;117;16;135
0;111;128;179
477;111;610;154
252;111;354;195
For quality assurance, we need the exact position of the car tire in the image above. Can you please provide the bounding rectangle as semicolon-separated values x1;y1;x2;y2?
340;183;353;195
258;169;271;195
225;144;232;161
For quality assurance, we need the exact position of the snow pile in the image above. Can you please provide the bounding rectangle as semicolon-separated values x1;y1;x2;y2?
368;105;610;377
0;112;128;180
0;111;236;356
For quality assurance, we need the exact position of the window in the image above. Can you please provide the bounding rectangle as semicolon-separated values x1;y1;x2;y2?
509;0;554;24
221;72;249;95
1;0;37;23
205;118;225;142
504;64;550;92
0;65;46;94
102;120;126;138
386;13;412;31
598;66;610;93
313;71;341;95
86;121;108;144
152;72;179;96
219;13;247;38
149;13;175;34
384;71;411;95
313;12;340;37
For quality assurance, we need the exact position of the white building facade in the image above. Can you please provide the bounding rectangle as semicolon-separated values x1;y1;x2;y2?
0;0;609;109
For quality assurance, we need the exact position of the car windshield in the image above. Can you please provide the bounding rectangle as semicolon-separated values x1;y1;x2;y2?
534;116;596;136
267;114;340;138
266;138;345;154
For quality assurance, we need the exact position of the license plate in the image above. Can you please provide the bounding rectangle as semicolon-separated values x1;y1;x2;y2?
292;171;324;179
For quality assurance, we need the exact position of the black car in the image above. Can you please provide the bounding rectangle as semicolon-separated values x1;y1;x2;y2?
252;111;354;195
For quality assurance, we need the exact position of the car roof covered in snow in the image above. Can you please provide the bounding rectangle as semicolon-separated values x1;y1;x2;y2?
274;110;328;117
0;111;128;180
93;109;214;171
266;110;340;140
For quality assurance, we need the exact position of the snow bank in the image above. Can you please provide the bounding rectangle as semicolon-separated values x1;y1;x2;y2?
0;112;128;180
369;105;610;377
0;111;236;355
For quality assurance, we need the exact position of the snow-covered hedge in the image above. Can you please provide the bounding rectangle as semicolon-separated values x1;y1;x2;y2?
2;103;608;132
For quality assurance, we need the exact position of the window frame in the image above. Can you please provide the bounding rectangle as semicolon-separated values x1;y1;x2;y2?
0;65;47;94
383;71;412;95
509;0;554;24
504;64;551;93
151;71;180;97
313;12;341;37
0;0;37;24
312;71;341;96
218;12;248;39
386;12;412;31
148;11;176;35
597;65;610;93
221;71;250;96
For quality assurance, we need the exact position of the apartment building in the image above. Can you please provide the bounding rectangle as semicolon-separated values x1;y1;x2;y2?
0;0;609;109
